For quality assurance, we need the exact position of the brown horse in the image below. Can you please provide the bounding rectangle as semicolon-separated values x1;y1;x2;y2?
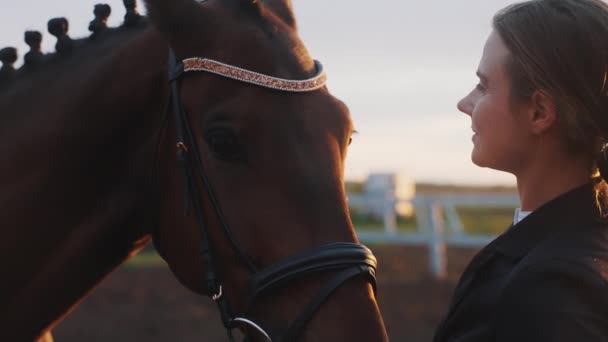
0;0;388;341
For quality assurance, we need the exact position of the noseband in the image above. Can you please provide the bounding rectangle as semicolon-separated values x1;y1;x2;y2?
167;50;377;342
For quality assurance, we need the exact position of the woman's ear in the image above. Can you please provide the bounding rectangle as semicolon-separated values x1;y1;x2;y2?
528;89;558;135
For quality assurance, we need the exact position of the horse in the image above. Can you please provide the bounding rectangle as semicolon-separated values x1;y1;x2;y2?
0;0;389;341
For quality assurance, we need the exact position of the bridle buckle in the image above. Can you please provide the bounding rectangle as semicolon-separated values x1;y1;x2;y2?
212;285;223;301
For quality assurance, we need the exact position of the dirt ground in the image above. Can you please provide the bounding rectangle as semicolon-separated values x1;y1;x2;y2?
52;245;479;342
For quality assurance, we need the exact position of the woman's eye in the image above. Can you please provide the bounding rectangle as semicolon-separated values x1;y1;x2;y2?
204;129;242;161
348;136;353;146
476;83;485;92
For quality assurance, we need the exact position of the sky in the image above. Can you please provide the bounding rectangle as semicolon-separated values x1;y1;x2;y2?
0;0;520;185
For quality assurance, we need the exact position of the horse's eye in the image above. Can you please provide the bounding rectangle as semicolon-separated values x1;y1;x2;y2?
204;128;242;161
349;130;359;146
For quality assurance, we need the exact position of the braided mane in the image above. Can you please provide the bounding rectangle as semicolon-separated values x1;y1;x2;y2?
0;1;148;91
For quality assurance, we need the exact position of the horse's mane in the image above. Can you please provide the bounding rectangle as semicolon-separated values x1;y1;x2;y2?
0;3;150;98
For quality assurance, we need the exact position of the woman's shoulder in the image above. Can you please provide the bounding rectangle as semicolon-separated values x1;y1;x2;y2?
495;229;608;317
494;242;608;341
510;225;608;288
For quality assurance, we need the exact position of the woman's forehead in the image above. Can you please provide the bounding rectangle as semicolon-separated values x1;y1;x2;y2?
478;30;511;81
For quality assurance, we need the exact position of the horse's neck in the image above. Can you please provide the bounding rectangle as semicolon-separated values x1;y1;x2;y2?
0;27;169;340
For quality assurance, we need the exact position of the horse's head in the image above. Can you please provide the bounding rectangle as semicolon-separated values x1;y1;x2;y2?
147;0;387;340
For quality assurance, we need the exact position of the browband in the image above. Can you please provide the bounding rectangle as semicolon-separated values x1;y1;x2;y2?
181;58;327;92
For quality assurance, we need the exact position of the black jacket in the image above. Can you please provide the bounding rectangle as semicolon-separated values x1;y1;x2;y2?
433;183;608;342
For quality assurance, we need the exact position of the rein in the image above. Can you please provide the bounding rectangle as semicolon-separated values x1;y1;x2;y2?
167;50;377;342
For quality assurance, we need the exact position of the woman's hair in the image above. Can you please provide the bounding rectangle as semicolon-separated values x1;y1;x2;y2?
493;0;608;212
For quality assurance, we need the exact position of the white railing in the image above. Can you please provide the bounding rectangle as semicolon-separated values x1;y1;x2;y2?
351;193;520;280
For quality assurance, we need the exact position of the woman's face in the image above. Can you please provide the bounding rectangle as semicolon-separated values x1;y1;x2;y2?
457;30;533;174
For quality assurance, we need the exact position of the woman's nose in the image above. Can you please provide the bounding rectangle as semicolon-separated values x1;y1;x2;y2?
457;91;473;116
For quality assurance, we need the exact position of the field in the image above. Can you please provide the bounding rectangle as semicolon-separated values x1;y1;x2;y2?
52;244;479;342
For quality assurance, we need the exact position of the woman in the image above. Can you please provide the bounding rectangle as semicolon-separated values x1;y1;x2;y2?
433;0;608;340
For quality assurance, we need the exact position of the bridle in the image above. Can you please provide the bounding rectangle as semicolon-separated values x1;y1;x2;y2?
167;49;378;341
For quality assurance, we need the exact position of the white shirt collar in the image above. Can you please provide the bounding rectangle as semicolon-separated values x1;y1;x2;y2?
513;208;532;225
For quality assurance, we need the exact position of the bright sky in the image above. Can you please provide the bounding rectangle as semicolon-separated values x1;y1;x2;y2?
0;0;519;185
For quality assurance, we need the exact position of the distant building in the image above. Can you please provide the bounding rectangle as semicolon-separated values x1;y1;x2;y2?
348;172;416;219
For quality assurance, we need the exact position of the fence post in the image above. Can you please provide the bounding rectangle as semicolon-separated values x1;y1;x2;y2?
429;200;447;280
383;190;397;233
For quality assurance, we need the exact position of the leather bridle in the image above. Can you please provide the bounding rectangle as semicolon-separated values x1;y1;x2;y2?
166;50;378;342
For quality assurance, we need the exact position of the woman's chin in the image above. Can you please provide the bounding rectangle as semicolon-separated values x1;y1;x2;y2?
471;149;486;167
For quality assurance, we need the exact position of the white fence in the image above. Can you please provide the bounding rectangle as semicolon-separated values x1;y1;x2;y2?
350;193;520;279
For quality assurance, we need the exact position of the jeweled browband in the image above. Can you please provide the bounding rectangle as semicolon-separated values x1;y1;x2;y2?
182;58;327;92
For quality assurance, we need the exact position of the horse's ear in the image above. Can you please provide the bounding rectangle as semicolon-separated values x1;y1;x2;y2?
143;0;205;39
264;0;296;28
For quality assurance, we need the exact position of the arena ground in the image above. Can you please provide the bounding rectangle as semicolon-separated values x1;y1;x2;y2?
53;245;479;342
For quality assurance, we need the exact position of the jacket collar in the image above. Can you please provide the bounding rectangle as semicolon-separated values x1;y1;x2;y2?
494;182;604;259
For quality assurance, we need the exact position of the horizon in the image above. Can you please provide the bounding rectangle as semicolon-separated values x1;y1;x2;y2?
0;0;520;186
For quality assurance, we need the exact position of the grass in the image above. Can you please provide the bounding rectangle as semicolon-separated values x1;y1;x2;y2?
455;206;514;235
350;206;515;236
350;212;418;232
